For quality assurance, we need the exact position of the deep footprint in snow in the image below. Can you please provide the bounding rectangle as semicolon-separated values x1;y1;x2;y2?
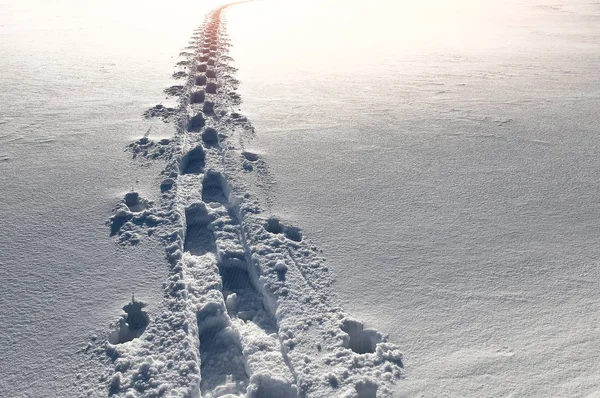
197;304;249;396
220;265;277;332
202;170;228;204
202;127;219;146
355;380;379;398
203;101;215;114
189;113;206;130
124;191;148;212
190;90;206;104
206;82;218;94
108;297;150;344
184;204;216;256
196;75;207;86
180;146;206;174
341;319;384;355
265;217;302;242
160;178;175;192
109;191;151;237
242;151;259;162
241;151;258;171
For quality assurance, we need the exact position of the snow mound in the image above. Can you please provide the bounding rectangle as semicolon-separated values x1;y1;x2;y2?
127;135;170;160
143;104;177;122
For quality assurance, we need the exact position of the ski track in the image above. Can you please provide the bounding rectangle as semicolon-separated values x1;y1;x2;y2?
95;3;403;397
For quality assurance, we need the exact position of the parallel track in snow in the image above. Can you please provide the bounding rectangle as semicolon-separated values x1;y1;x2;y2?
99;3;404;397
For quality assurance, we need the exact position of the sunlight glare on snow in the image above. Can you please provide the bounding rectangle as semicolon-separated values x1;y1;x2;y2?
228;0;517;53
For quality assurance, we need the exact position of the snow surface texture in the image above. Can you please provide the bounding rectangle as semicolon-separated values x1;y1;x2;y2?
95;5;403;397
224;1;600;396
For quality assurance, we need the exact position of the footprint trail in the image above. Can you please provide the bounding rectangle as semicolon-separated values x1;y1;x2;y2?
98;4;403;397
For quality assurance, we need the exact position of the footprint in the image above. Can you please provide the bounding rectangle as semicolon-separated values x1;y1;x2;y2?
189;113;206;130
180;146;206;174
203;101;215;114
202;127;219;146
197;303;249;396
206;82;218;94
355;380;378;398
127;136;169;160
265;217;303;242
242;151;259;162
340;319;383;355
202;170;228;204
172;71;188;79
160;178;175;192
190;90;205;104
196;75;207;86
184;204;216;256
124;191;148;212
143;104;176;122
108;297;150;344
219;265;277;332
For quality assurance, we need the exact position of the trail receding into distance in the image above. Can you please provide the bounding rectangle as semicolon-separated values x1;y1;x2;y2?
92;3;403;397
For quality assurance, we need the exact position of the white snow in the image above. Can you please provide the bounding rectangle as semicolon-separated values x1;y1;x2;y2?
0;0;226;396
225;0;600;396
71;5;401;396
2;0;600;396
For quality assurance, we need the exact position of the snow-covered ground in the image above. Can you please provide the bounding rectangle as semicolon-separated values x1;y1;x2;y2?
95;6;402;397
2;1;403;396
226;0;600;396
0;0;220;396
1;0;599;396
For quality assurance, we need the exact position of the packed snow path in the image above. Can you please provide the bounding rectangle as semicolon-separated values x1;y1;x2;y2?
94;4;403;397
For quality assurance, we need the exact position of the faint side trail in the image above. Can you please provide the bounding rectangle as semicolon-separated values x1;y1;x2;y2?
94;3;404;397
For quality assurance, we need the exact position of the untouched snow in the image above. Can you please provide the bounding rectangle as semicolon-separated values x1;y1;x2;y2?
225;0;600;396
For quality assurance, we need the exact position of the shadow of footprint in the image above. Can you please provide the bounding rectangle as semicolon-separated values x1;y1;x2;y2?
265;217;302;242
109;297;150;344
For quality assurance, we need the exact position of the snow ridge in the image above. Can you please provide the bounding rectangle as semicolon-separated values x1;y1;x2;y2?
98;4;403;397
